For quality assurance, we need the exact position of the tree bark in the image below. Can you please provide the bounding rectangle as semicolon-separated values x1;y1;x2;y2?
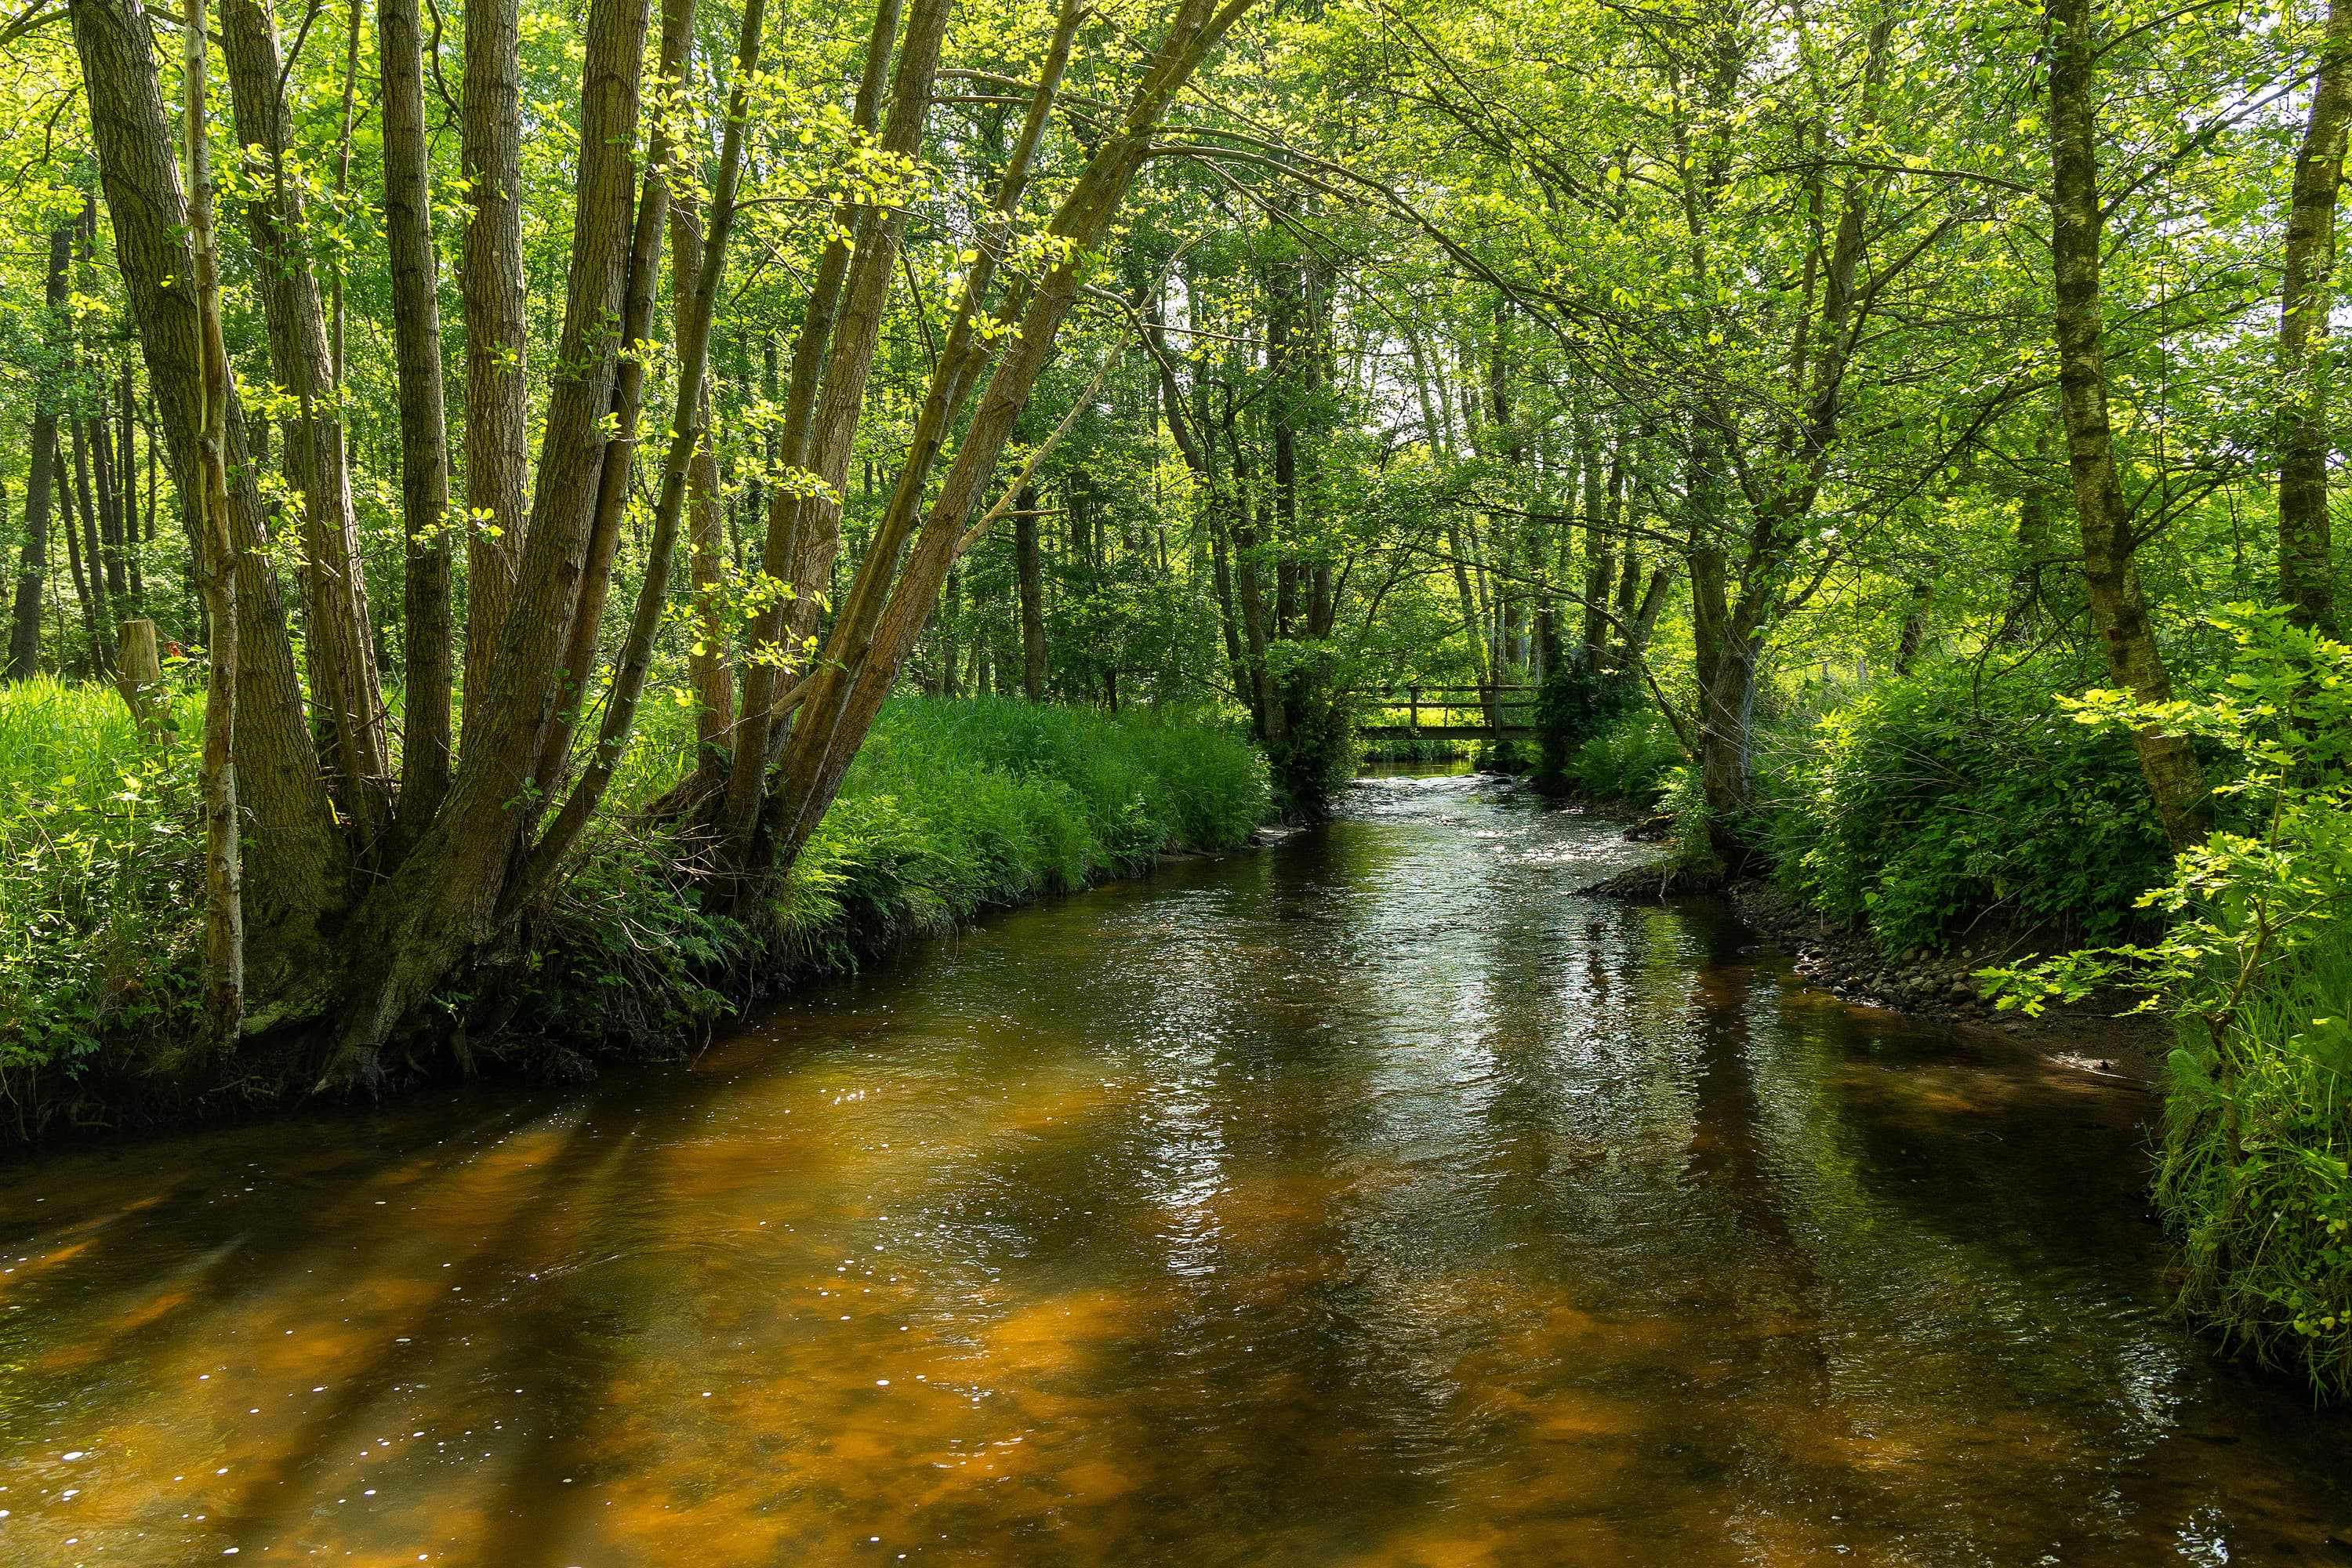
6;226;69;680
2280;0;2352;632
1577;408;1612;672
2046;0;2209;848
379;0;455;833
521;0;766;895
183;0;243;1047
71;416;112;670
1015;482;1045;699
532;0;699;803
220;0;392;846
459;0;529;747
118;368;143;608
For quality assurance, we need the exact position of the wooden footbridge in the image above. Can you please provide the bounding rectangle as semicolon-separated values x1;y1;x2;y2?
1360;685;1537;742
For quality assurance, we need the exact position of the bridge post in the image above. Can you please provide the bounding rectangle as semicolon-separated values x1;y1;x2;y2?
1408;685;1419;729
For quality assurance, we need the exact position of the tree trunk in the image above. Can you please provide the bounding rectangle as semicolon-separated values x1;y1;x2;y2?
1235;506;1282;741
70;419;111;671
1578;411;1612;672
1894;580;1931;673
183;0;243;1047
521;0;766;895
459;0;530;749
221;0;391;847
319;0;652;1067
71;0;348;1010
5;227;69;681
118;368;143;608
687;379;735;758
1015;482;1045;699
76;201;132;615
1210;510;1246;705
2280;0;2352;632
2046;0;2209;848
379;0;455;832
1690;535;1759;869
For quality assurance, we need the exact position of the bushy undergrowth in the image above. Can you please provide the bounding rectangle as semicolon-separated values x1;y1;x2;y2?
1265;668;1361;819
1759;662;2172;955
1562;703;1686;802
0;685;1267;1136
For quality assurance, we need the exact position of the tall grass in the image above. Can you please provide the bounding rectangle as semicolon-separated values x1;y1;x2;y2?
0;679;209;1117
0;681;1268;1134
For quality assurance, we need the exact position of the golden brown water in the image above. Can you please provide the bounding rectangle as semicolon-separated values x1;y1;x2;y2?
3;773;2347;1566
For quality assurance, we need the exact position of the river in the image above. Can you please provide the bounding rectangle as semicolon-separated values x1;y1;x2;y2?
2;771;2346;1566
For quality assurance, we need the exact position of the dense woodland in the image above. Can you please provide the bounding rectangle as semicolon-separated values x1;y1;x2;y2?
1;0;2349;1388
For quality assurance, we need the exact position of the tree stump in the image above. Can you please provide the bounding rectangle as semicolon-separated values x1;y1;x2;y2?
114;617;166;742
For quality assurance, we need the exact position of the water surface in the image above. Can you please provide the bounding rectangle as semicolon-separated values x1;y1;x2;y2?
2;773;2347;1565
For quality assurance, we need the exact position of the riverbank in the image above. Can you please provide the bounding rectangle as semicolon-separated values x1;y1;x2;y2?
0;687;1268;1144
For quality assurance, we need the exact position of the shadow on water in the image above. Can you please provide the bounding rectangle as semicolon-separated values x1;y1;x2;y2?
2;771;2348;1565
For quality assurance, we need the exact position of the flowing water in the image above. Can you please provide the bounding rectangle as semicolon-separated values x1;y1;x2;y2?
2;772;2347;1566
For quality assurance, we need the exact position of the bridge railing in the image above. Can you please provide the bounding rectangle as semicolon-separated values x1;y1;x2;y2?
1360;684;1538;732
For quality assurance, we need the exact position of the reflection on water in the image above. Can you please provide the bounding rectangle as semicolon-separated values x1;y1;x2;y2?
2;774;2347;1565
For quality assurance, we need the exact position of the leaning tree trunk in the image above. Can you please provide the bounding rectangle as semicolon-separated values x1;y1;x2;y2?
531;0;699;807
519;0;768;896
2280;0;2352;633
1016;484;1046;699
69;0;347;1015
760;0;1261;878
673;192;735;761
5;227;70;681
714;0;939;870
2046;0;2209;848
1578;409;1613;673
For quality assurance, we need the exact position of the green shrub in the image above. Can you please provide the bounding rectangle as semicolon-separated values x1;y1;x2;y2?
1565;704;1686;802
2157;940;2352;1401
1534;668;1642;791
1265;668;1361;820
1761;662;2171;954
